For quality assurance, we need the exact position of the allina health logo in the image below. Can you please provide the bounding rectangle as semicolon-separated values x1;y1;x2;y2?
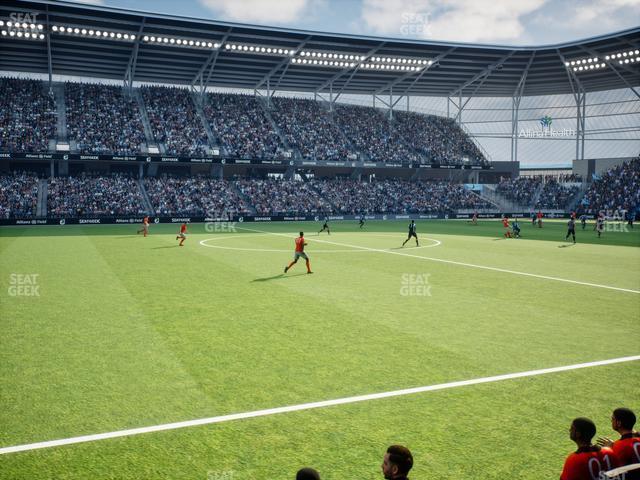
519;115;575;138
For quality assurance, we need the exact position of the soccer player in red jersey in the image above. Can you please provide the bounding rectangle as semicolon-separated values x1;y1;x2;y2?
502;216;512;238
284;232;312;274
560;417;618;480
137;216;150;237
176;222;187;246
597;408;640;477
537;210;544;228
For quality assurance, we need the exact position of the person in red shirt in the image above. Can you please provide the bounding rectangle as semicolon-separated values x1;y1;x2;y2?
175;222;187;246
284;232;312;274
560;417;618;480
597;408;640;478
537;210;544;228
502;216;512;238
137;216;150;237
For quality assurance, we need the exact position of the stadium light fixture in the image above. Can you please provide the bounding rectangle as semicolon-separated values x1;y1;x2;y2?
223;42;295;56
293;50;431;71
565;54;607;73
52;24;136;42
0;18;46;40
140;34;219;49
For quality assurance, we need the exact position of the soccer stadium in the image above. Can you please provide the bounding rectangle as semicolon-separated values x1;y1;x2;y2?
0;0;639;478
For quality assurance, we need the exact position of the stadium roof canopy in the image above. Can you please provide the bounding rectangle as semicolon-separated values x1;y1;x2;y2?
1;0;639;98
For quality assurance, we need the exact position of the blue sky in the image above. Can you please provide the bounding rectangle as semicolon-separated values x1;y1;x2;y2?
69;0;640;45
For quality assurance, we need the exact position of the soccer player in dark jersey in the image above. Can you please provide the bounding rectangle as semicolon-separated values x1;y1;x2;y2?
512;219;521;238
381;445;413;480
359;214;365;229
284;232;312;274
580;214;587;230
318;217;330;235
566;217;576;243
137;216;150;237
402;220;419;247
560;417;618;480
176;222;187;246
595;214;605;238
597;408;640;476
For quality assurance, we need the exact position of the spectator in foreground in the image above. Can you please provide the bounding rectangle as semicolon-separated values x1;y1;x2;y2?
381;444;413;480
560;417;618;480
296;467;321;480
597;408;640;476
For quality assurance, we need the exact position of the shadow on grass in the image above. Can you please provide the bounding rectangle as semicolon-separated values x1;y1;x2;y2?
152;245;180;249
558;243;576;248
252;273;307;282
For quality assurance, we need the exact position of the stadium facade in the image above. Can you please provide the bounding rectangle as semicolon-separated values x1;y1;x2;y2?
0;0;638;224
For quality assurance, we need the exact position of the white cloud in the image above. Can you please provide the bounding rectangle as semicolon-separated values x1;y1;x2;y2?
529;0;640;42
199;0;314;24
361;0;548;43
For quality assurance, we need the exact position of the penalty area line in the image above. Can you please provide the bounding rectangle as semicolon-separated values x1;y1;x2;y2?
1;355;639;455
237;227;640;294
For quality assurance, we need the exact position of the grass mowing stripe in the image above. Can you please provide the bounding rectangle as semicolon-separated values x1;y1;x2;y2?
237;227;640;294
1;355;638;455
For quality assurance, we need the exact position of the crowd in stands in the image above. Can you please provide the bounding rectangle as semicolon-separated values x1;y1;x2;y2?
496;176;541;206
65;83;147;155
0;78;56;153
204;93;284;159
536;179;580;209
311;178;493;214
0;172;40;218
47;173;146;217
271;97;354;161
144;175;250;217
497;175;582;210
141;86;210;156
237;178;333;215
394;112;485;165
0;78;491;167
334;104;420;164
580;158;639;216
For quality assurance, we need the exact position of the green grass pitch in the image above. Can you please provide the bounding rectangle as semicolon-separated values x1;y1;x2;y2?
1;219;638;479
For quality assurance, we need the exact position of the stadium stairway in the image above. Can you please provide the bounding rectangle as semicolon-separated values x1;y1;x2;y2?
481;184;527;212
138;179;155;215
230;183;257;215
36;179;48;217
134;89;159;153
531;181;544;206
256;97;299;159
319;101;363;160
566;182;589;212
50;83;68;144
191;92;220;153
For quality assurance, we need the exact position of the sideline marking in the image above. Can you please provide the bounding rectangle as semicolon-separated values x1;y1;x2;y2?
238;227;640;294
1;355;638;455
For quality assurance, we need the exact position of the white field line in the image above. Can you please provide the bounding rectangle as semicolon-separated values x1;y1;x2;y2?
1;355;639;455
237;227;640;294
